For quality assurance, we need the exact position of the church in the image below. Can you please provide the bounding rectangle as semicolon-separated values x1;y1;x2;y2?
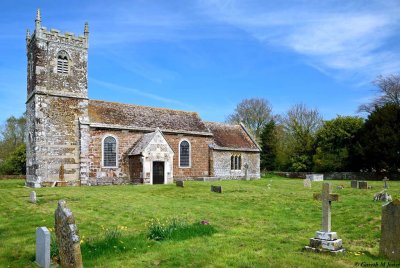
25;10;260;187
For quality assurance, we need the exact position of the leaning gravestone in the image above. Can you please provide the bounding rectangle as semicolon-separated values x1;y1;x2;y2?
380;199;400;260
30;191;37;203
304;183;345;253
303;178;312;188
351;180;358;189
36;227;50;268
176;180;184;187
306;174;324;182
358;181;368;189
211;185;222;193
55;200;83;268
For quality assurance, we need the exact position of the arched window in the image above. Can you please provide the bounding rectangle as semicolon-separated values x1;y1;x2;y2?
238;155;242;170
179;140;190;167
231;155;234;170
57;51;69;74
103;136;117;167
231;154;242;170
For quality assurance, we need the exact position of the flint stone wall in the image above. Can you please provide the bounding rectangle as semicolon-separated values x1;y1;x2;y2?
211;150;260;179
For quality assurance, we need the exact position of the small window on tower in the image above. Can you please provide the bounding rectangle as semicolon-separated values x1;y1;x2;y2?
57;51;69;74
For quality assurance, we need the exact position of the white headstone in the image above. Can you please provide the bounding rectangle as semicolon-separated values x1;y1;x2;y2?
30;191;37;203
36;227;50;268
304;178;312;188
306;174;324;182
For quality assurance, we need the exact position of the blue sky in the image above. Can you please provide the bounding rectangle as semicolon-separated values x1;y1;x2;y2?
1;0;400;124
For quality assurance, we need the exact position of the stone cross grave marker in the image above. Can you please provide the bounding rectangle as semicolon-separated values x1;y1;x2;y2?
55;200;83;268
383;177;389;189
305;183;344;253
211;185;222;193
30;191;37;203
380;199;400;260
176;180;184;187
351;180;358;189
35;227;50;268
304;178;312;188
358;181;368;189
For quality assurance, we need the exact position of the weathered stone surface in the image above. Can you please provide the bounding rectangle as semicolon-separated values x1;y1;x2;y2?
303;178;311;188
358;181;368;189
30;191;37;203
374;190;392;202
309;238;342;251
351;180;358;188
380;199;400;260
211;185;222;193
176;180;184;187
55;200;83;268
306;174;324;181
36;227;50;268
315;231;337;241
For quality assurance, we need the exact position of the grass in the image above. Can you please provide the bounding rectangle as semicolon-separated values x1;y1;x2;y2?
0;175;398;267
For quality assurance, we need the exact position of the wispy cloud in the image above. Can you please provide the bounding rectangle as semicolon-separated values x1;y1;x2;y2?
197;0;400;81
90;78;192;108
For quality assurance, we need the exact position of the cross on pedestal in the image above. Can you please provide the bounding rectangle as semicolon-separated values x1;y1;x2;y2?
313;183;339;232
383;177;389;189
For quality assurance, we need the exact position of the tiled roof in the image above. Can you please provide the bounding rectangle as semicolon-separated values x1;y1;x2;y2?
88;100;210;134
205;122;260;151
129;132;157;155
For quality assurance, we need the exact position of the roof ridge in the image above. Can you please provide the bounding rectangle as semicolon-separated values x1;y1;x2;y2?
90;99;199;115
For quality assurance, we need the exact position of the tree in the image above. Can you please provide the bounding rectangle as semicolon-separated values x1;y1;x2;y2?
313;116;364;172
280;103;323;171
358;74;400;113
0;114;26;161
259;120;277;171
352;104;400;172
226;98;273;140
0;144;26;175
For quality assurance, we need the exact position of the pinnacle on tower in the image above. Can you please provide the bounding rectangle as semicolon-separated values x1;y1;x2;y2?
35;8;41;30
26;29;31;40
84;22;89;37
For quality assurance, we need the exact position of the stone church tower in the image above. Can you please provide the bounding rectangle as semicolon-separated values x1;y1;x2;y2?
25;9;90;187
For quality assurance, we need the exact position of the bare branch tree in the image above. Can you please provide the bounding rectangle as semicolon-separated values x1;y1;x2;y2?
226;98;273;139
358;74;400;113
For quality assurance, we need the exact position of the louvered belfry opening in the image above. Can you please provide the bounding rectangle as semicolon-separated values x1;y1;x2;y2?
57;51;69;74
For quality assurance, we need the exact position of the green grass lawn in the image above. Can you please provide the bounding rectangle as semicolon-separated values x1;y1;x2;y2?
0;176;397;267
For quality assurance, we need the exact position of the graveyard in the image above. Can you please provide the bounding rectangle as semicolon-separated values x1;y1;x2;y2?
0;175;398;267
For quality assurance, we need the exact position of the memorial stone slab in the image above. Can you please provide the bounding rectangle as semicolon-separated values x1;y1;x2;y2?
176;181;184;187
358;181;368;189
380;199;400;260
55;200;83;268
35;227;50;268
303;178;312;188
351;180;358;189
211;185;222;193
30;191;37;203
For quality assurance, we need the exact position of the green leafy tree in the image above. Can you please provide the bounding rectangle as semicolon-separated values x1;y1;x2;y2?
313;116;364;172
281;103;323;171
0;114;26;160
0;144;26;175
352;104;400;172
260;120;277;171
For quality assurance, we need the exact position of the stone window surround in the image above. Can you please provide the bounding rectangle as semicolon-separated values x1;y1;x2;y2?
231;154;242;170
178;138;191;168
101;134;118;168
55;50;71;75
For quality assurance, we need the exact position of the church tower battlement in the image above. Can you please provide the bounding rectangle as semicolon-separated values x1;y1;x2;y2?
26;9;90;187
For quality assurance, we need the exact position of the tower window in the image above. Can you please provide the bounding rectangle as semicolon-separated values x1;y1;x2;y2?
57;51;69;74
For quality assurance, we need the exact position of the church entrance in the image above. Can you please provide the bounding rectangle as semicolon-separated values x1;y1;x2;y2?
152;161;165;184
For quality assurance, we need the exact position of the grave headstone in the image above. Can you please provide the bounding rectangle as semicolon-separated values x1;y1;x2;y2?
304;183;345;253
380;199;400;260
306;174;324;182
35;227;50;268
383;177;389;189
244;163;249;181
211;185;222;193
303;178;312;188
55;200;83;268
176;181;184;187
358;181;368;189
30;191;37;203
351;180;358;189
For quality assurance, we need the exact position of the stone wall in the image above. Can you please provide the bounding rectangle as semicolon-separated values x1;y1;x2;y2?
212;150;260;179
272;171;400;181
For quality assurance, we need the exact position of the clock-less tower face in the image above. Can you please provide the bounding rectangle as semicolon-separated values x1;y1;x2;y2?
25;9;90;187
